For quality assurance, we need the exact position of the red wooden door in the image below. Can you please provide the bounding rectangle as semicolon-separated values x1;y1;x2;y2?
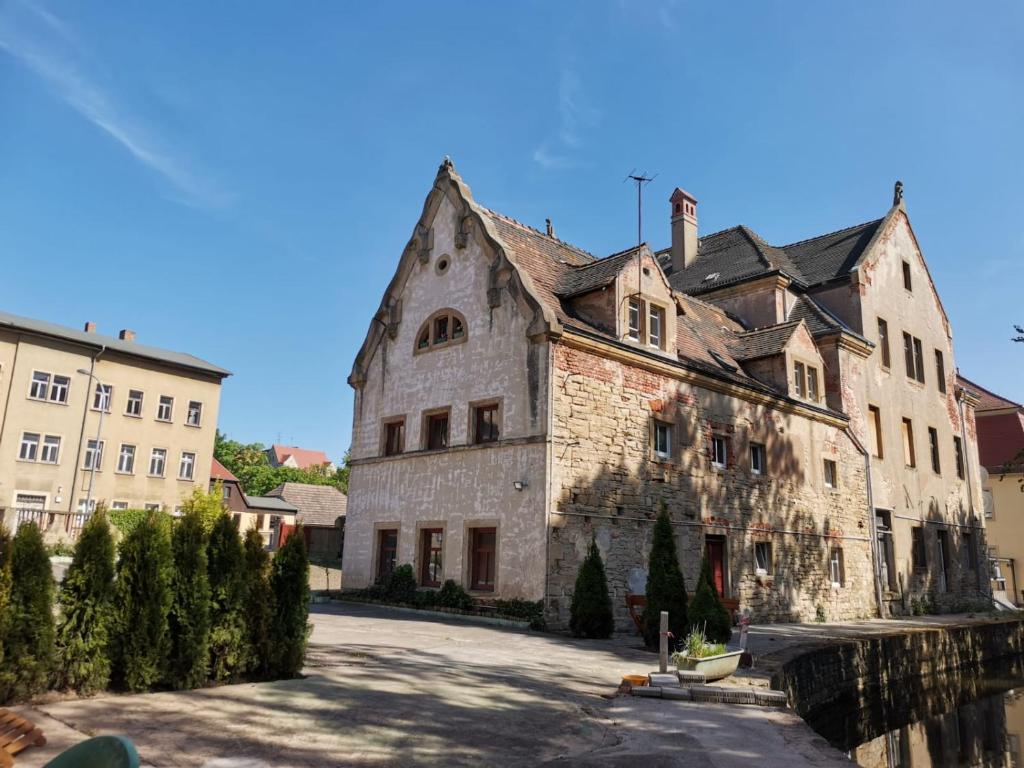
706;538;726;596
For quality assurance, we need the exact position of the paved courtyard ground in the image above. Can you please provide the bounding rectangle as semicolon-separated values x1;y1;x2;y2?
16;602;973;767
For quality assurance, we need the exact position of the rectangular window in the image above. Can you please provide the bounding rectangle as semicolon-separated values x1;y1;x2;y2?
144;503;161;512
29;371;50;400
126;389;144;417
648;305;664;349
84;439;104;470
653;421;672;459
903;333;915;379
470;527;497;591
187;401;203;427
93;383;112;412
383;419;405;456
903;260;912;291
474;403;500;444
829;548;845;587
426;411;449;451
935;350;946;394
807;367;819;402
868;405;883;458
420;528;444;587
149;448;167;477
954;437;965;480
376;529;398;583
49;375;70;404
40;435;60;464
878;318;891;368
117;443;136;474
928;427;941;474
963;531;978;570
823;459;838;489
913;338;925;384
711;435;728;469
627;298;641;341
179;451;196;480
157;395;174;422
911;526;927;569
876;510;896;591
110;501;129;510
223;485;232;500
793;361;806;398
750;442;766;475
433;315;449;345
78;499;97;515
902;418;916;467
754;542;772;574
19;432;40;461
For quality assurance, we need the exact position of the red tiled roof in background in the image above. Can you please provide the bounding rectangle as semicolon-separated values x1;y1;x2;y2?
958;375;1023;413
269;444;332;470
210;458;240;483
976;411;1024;470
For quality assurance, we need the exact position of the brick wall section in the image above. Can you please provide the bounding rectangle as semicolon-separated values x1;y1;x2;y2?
547;342;876;631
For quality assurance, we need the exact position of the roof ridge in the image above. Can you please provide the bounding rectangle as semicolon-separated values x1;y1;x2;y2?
738;225;776;268
477;204;596;261
782;217;884;250
737;320;801;336
571;244;643;269
957;375;1023;410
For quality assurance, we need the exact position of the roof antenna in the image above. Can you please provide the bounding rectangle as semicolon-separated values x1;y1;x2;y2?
624;170;657;299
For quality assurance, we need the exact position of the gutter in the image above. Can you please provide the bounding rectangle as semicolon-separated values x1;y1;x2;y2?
844;426;886;618
68;345;106;514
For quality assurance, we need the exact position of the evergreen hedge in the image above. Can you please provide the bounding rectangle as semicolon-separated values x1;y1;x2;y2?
168;509;211;689
642;505;688;650
270;528;309;678
0;527;11;673
0;523;55;703
112;511;173;692
688;556;732;644
384;564;417;604
569;539;614;639
55;511;115;694
243;526;275;679
207;514;249;682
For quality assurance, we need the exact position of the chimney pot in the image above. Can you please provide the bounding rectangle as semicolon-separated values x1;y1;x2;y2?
669;188;698;274
83;321;96;333
119;329;136;342
545;218;555;238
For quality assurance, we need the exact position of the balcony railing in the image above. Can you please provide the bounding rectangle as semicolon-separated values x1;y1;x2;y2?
0;507;88;539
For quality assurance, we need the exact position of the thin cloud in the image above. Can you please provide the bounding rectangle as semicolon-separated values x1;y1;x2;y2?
0;2;229;210
532;66;601;171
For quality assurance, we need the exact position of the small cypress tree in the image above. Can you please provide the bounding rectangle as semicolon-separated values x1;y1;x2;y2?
168;509;211;689
688;556;732;644
207;514;249;681
0;527;12;673
570;539;615;639
112;511;173;692
55;511;115;694
243;526;274;679
270;527;310;678
642;504;688;649
0;523;55;703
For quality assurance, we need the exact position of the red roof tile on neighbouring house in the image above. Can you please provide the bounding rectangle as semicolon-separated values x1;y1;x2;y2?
210;458;240;483
267;444;333;470
958;375;1023;413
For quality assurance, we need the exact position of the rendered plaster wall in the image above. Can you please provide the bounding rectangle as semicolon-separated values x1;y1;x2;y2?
546;341;876;631
984;469;1024;604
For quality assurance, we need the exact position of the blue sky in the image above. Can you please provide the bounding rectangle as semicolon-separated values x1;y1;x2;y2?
1;1;1021;461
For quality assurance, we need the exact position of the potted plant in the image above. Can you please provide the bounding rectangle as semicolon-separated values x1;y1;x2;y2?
671;626;742;681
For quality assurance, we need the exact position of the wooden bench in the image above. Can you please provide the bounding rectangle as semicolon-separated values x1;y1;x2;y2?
0;708;46;767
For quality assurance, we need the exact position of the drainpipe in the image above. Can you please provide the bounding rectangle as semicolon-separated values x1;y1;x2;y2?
845;426;886;618
956;390;977;517
68;346;106;514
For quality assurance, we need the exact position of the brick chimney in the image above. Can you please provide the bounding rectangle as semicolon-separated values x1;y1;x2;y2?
119;329;136;342
83;321;96;333
670;188;698;273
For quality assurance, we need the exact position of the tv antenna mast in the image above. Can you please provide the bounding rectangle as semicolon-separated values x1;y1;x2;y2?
624;170;657;298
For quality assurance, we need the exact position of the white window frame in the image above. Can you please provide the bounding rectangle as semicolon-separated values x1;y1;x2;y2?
178;451;196;480
40;435;61;464
186;401;203;427
754;541;772;575
807;367;819;402
125;389;144;417
84;439;104;471
49;375;70;404
110;501;129;510
711;435;728;470
77;498;97;515
157;395;174;422
144;503;162;511
149;448;167;477
653;421;672;460
19;432;40;461
830;548;845;587
750;442;766;475
823;459;837;489
793;361;806;398
93;383;112;412
648;304;664;349
28;371;50;401
117;443;136;474
627;298;642;341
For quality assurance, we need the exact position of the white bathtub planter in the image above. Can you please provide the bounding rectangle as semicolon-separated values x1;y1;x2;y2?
671;626;741;682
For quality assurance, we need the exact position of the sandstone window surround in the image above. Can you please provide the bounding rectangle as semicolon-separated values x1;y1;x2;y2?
877;317;891;369
422;408;450;451
749;442;766;476
414;309;467;354
823;459;838;490
792;360;820;403
652;420;673;461
382;416;406;456
624;297;668;350
470;400;501;445
829;547;846;587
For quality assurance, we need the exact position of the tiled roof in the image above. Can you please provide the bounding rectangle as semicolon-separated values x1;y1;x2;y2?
0;309;230;377
555;246;642;297
246;495;298;514
210;458;240;483
267;444;333;470
733;321;801;361
787;295;843;336
975;411;1024;470
266;482;347;527
957;375;1023;413
783;219;884;285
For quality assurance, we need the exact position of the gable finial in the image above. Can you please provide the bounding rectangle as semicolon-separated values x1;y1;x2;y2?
440;155;454;174
893;179;904;207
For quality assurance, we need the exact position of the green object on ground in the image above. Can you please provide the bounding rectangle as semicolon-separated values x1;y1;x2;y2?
44;734;140;767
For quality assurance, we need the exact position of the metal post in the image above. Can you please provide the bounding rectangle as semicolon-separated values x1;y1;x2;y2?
659;611;669;674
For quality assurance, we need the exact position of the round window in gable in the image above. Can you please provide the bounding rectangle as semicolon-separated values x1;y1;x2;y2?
435;255;451;275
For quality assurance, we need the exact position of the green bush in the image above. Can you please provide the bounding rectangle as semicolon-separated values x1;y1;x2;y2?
495;598;547;630
112;511;173;692
168;509;211;689
385;564;417;604
688;556;731;644
243;526;275;679
642;505;688;650
0;527;12;672
207;514;249;682
0;523;55;703
108;508;158;538
569;539;614;638
413;589;439;609
55;511;115;694
437;580;473;611
270;527;310;678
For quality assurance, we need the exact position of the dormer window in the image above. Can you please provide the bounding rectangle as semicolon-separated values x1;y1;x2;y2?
415;309;467;354
648;305;665;349
628;299;642;341
624;297;667;350
793;361;821;403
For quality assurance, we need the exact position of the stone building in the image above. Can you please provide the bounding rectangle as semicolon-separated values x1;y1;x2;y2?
343;159;987;629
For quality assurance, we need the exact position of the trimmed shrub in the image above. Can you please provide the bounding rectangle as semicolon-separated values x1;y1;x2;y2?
55;511;116;694
168;509;211;689
270;527;310;678
108;508;153;538
495;599;547;630
385;564;417;604
688;556;732;644
642;505;688;649
437;579;473;611
207;514;249;682
243;526;275;679
569;539;614;638
0;523;54;703
0;527;12;672
112;511;173;692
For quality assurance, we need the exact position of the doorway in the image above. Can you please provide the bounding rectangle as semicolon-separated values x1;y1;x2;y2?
937;529;951;592
705;536;727;597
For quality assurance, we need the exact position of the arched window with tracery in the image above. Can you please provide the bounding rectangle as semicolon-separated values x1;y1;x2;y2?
415;309;467;354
